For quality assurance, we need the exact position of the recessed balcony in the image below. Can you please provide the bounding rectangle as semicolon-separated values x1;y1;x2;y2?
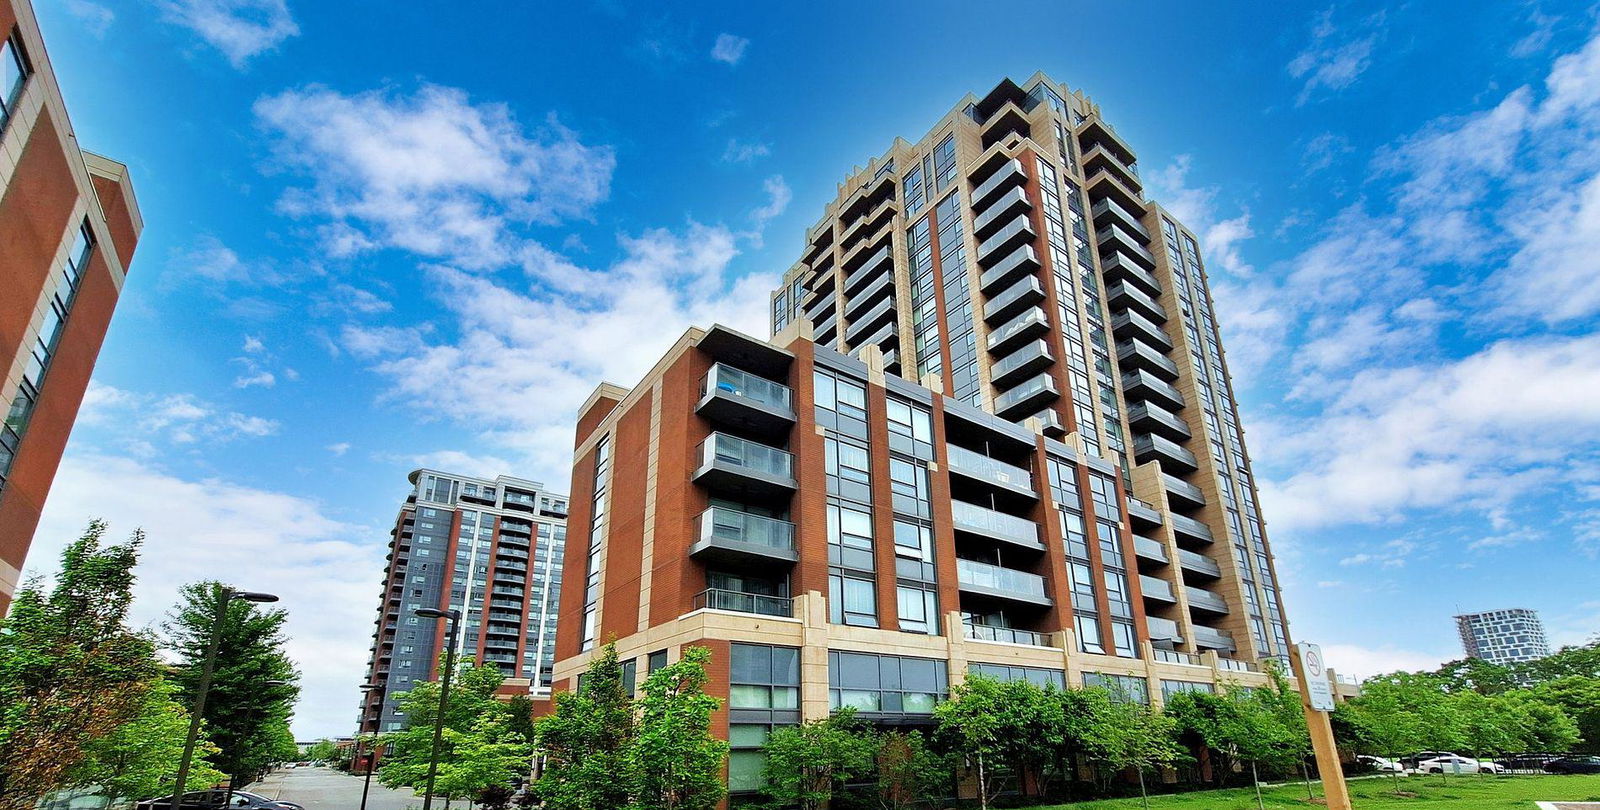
692;433;796;500
983;276;1047;325
987;306;1050;354
1185;586;1229;615
951;500;1044;552
974;186;1032;239
972;158;1027;209
993;371;1059;419
978;244;1041;295
957;559;1052;607
1170;514;1216;545
1107;280;1168;323
1140;574;1177;603
977;215;1037;267
945;444;1036;499
1178;549;1222;580
1135;433;1200;473
1110;310;1173;351
991;339;1055;387
1192;624;1236;653
689;507;798;566
693;588;793;618
697;364;796;438
1122;369;1186;411
1162;472;1207;510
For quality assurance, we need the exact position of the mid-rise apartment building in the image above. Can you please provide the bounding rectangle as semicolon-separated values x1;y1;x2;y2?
358;469;568;733
1456;608;1549;666
551;73;1292;798
0;0;142;612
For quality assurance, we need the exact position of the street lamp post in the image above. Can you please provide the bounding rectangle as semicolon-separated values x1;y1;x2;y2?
167;587;279;810
414;608;462;810
357;682;383;810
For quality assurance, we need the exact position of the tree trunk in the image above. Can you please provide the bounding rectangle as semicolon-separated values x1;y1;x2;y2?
1251;761;1264;810
977;751;989;810
1138;768;1149;810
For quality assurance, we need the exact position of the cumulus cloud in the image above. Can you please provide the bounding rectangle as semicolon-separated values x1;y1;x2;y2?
710;33;749;65
152;0;298;67
28;454;378;738
255;85;616;270
80;383;279;453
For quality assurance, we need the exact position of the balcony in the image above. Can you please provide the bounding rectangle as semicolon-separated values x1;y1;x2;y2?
1077;118;1138;168
1140;574;1177;603
1169;513;1216;545
805;289;837;324
946;444;1036;498
976;215;1037;267
1110;310;1173;351
844;272;895;321
956;559;1052;607
991;339;1054;387
1085;162;1145;214
692;433;797;500
993;372;1059;419
1135;433;1199;473
1126;401;1191;442
1107;281;1167;323
1122;369;1185;411
1162;472;1206;510
1083;143;1142;193
987;306;1050;354
974;186;1032;239
1146;616;1184;645
1192;625;1236;653
813;313;839;345
978;244;1041;295
1030;409;1067;438
1178;549;1222;579
690;507;797;566
1185;586;1229;615
983;276;1047;325
843;245;893;295
844;294;897;344
1117;339;1179;382
1100;252;1161;296
1126;497;1163;530
1097;224;1157;266
693;588;794;618
850;320;898;358
840;199;895;252
697;364;796;438
1091;197;1150;241
965;623;1056;648
1133;534;1169;566
972;158;1026;208
951;500;1044;552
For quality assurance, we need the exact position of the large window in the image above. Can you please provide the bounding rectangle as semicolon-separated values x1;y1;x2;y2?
729;644;801;793
969;663;1066;688
896;584;938;634
1084;672;1150;704
932;133;957;190
580;435;611;651
829;651;946;715
0;28;29;132
828;573;878;627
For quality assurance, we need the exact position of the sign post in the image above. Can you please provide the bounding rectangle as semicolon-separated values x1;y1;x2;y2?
1290;643;1352;810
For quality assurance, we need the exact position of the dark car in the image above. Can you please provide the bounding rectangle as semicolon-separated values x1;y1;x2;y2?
1544;756;1600;774
136;790;304;810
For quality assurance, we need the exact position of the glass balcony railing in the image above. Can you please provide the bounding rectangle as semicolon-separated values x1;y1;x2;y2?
1153;646;1201;665
699;433;794;479
957;559;1048;599
702;364;793;412
1185;587;1228;614
951;500;1040;548
965;623;1054;648
945;444;1034;491
697;507;796;552
692;588;793;617
1139;574;1176;601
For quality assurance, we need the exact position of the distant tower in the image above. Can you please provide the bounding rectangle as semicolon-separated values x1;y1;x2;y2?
1455;608;1549;665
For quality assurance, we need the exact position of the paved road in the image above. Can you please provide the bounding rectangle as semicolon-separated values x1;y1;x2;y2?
253;766;423;810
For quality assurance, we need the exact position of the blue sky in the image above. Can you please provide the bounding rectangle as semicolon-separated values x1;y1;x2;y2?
20;0;1600;737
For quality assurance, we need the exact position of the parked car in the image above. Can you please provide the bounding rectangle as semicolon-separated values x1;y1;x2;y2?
135;790;305;809
1399;750;1461;768
1414;755;1504;774
1544;756;1600;774
1355;755;1405;773
1496;754;1553;770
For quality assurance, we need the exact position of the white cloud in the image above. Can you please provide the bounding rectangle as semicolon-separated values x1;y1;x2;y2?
80;383;279;450
152;0;298;67
722;138;771;164
64;0;114;37
1287;8;1384;105
749;175;791;230
710;33;749;65
233;370;276;389
242;335;265;354
1320;642;1453;680
255;85;616;270
326;442;351;456
28;454;378;738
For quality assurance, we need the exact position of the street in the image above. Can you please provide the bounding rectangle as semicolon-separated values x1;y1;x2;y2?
253;766;423;810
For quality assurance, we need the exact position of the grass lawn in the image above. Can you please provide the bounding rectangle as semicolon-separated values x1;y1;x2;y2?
1039;774;1600;809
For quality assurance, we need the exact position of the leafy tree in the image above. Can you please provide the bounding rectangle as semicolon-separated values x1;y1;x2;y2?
67;676;224;806
1335;682;1422;793
431;715;533;804
874;730;948;810
628;646;726;810
378;661;508;796
1164;685;1290;792
931;676;1013;809
534;644;634;810
761;710;876;810
303;739;339;762
1093;697;1183;809
0;521;163;809
164;581;300;788
1535;676;1600;752
1434;658;1518;695
1519;641;1600;682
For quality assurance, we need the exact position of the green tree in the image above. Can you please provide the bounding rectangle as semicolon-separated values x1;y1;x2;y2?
164;581;300;789
629;646;726;810
874;730;948;810
534;644;634;810
761;710;876;810
1534;676;1600;752
430;715;533;805
934;675;1065;808
1335;682;1422;793
1434;658;1518;695
378;661;508;795
1519;641;1600;682
1093;697;1183;809
1164;685;1288;793
66;676;224;807
303;739;339;762
0;521;163;809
